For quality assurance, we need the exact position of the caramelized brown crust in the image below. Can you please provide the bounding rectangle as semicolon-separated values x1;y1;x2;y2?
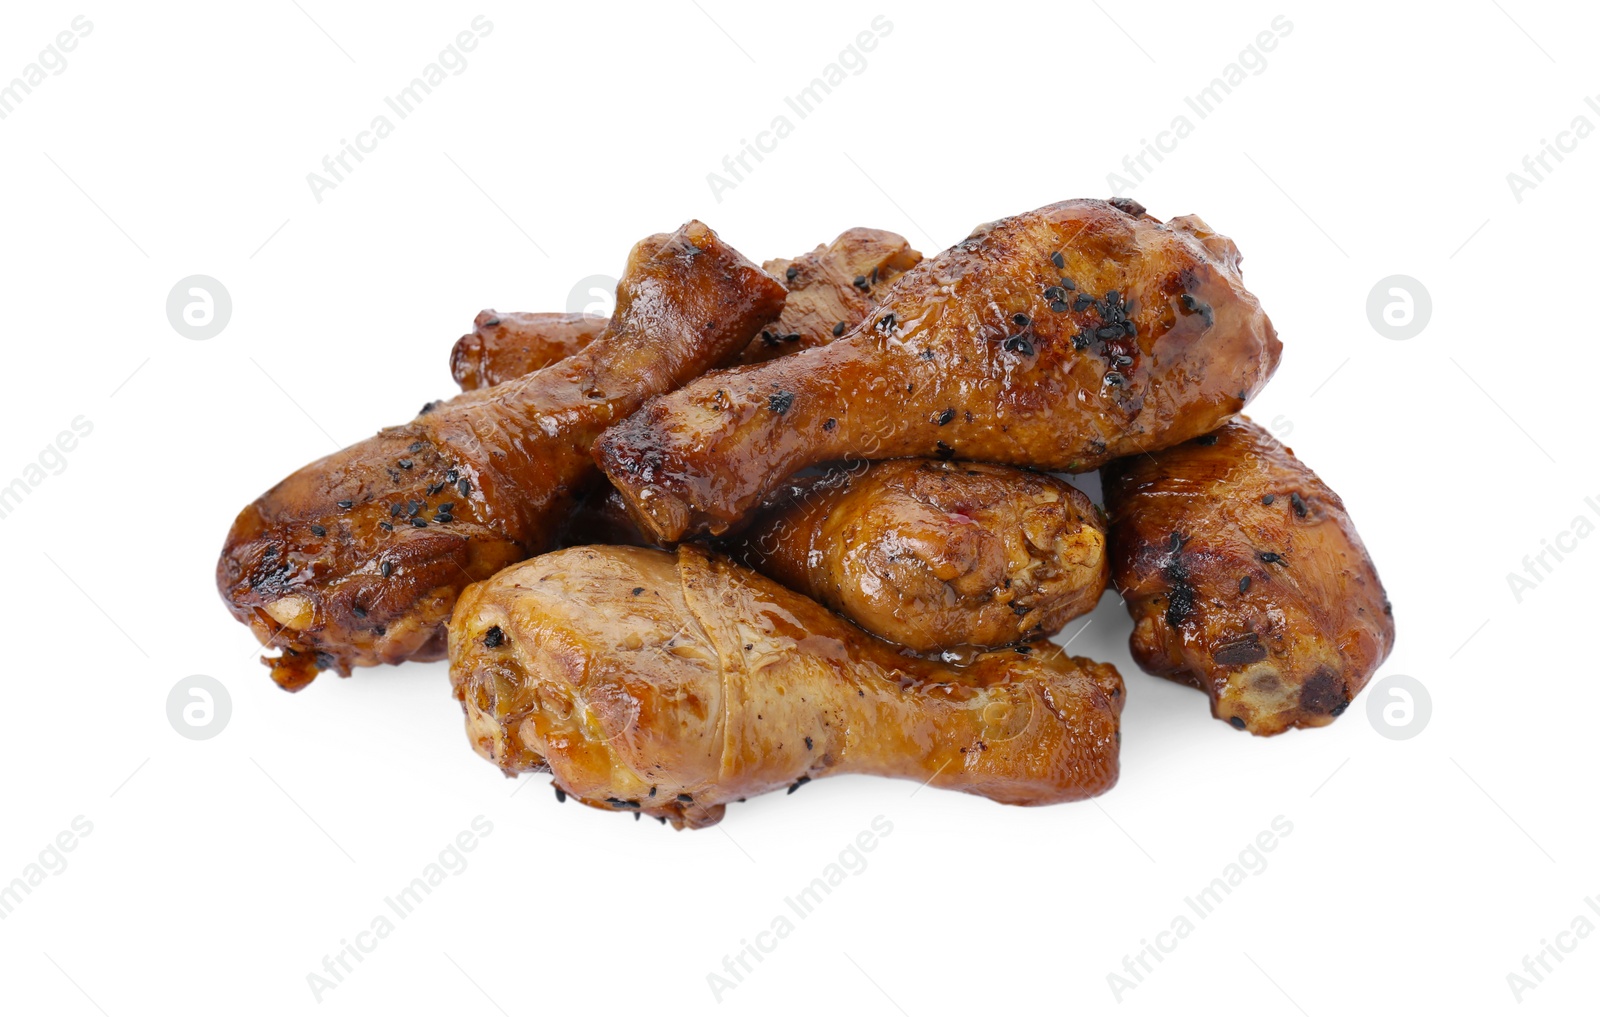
216;222;785;690
448;228;919;390
450;310;605;390
1102;418;1394;735
449;544;1124;827
726;459;1106;653
742;227;921;364
595;197;1281;541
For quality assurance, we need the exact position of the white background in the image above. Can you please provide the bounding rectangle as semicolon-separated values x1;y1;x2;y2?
1;2;1596;1014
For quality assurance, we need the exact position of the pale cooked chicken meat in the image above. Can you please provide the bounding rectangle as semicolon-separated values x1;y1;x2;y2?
449;544;1124;827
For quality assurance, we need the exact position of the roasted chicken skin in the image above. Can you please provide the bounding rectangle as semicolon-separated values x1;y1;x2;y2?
1102;418;1394;735
595;197;1281;541
449;544;1125;827
447;228;919;390
727;459;1106;653
449;310;605;390
217;222;785;690
742;227;921;365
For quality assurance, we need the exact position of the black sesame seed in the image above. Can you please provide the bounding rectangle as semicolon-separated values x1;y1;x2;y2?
554;786;566;803
410;517;428;527
632;587;645;595
1290;492;1308;518
787;776;811;794
1258;551;1285;565
1043;287;1066;302
1071;332;1091;350
1097;324;1124;341
437;502;454;513
409;442;424;453
483;625;505;648
785;264;799;282
427;481;445;496
1261;494;1275;505
1051;251;1065;269
315;651;335;670
445;469;459;483
805;736;814;750
1239;576;1251;592
310;525;327;537
1196;433;1218;445
937;408;955;426
378;521;393;532
397;458;413;470
1104;371;1126;387
832;321;846;337
337;500;353;509
433;513;453;524
1059;277;1076;290
876;312;896;332
1003;335;1035;356
935;440;955;460
418;401;439;416
1013;312;1031;327
768;391;795;414
352;605;367;618
1230;716;1247;730
1050;300;1070;313
822;418;836;431
782;332;802;343
677;793;693;803
390;503;404;517
381;561;392;578
458;478;471;497
852;275;869;292
1073;294;1094;312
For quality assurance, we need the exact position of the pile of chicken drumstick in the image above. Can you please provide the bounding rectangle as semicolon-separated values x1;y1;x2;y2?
218;197;1393;829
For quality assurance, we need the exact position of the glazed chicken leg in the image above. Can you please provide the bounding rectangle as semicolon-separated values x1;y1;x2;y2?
449;544;1125;827
1102;418;1394;735
217;222;785;690
596;198;1280;541
726;459;1107;652
447;227;920;391
449;310;606;391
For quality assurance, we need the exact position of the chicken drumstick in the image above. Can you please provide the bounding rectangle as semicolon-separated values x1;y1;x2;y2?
217;222;785;690
449;544;1125;827
596;197;1280;541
